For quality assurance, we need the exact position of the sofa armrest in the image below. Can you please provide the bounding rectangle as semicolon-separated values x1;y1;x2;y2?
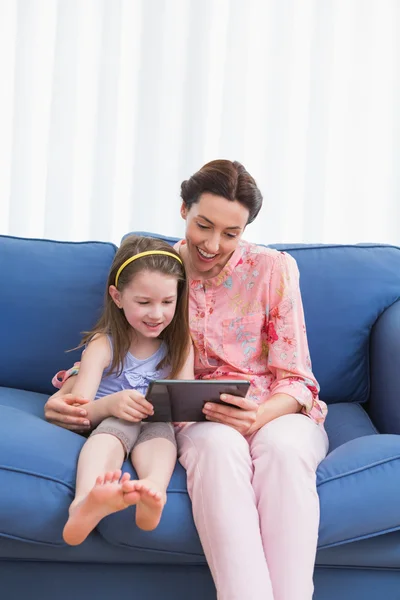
369;299;400;433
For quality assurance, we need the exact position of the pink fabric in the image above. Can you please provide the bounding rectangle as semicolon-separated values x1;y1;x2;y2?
175;239;327;424
52;239;329;598
176;414;329;600
52;363;81;389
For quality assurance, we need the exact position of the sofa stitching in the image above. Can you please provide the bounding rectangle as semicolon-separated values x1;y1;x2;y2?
317;523;400;550
0;234;117;249
0;466;190;494
0;465;76;491
0;533;206;557
317;454;400;486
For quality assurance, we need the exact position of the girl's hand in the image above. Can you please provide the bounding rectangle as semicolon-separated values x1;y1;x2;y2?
44;393;91;432
202;394;259;436
107;390;154;422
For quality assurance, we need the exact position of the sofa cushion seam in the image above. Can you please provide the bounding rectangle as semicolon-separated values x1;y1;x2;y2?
317;454;400;486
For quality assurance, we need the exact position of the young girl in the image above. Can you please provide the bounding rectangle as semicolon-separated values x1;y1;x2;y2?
60;235;193;546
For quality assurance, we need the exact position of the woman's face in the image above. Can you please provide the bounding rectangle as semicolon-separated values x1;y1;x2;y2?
180;192;249;279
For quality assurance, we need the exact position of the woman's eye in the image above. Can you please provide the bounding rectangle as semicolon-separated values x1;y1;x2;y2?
226;233;237;238
197;223;208;230
138;302;149;305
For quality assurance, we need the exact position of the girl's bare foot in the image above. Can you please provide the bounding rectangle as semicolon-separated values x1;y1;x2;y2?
122;479;166;531
63;470;134;546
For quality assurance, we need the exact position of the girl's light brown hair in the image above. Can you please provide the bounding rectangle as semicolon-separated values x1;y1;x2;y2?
81;235;190;378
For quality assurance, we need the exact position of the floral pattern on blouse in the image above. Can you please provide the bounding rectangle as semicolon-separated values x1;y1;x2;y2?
175;239;327;425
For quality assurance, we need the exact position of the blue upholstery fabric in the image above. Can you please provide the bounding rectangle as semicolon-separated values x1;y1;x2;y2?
317;530;400;568
317;434;400;547
2;233;400;600
0;235;116;395
1;385;399;559
369;299;400;434
1;561;400;600
0;387;203;558
323;403;377;452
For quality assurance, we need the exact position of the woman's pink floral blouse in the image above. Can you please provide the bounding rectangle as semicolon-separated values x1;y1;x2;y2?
176;239;327;425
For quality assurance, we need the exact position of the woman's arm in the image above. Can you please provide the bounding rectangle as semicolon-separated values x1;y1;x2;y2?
44;336;111;430
249;392;301;433
44;376;91;431
203;252;326;434
263;251;327;424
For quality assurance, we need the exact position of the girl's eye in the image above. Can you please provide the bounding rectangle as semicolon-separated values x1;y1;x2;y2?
197;223;209;230
163;300;174;304
226;233;237;238
138;301;149;305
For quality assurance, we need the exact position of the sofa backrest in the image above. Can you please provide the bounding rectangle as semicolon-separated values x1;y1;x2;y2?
0;235;116;395
129;232;400;405
2;232;400;404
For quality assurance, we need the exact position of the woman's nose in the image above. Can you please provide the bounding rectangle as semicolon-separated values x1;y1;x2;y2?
205;234;220;254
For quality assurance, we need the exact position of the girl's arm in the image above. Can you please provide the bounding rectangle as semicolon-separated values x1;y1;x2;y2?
70;335;113;427
175;341;195;380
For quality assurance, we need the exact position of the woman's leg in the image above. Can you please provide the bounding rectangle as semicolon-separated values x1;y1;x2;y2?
250;414;329;600
176;422;274;600
123;423;177;531
63;418;141;545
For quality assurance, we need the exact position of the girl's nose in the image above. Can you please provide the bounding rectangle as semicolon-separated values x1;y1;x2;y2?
148;305;163;319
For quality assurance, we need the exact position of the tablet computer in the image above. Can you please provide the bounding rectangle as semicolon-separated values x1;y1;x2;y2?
144;379;251;422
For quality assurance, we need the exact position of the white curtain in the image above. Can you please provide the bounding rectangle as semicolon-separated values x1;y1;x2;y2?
0;0;399;246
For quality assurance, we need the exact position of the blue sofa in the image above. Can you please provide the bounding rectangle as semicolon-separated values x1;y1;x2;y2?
1;232;400;600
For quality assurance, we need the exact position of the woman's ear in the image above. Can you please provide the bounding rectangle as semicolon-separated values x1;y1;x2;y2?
109;285;122;308
180;202;188;220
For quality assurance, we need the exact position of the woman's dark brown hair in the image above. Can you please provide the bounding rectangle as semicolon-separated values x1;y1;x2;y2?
180;159;263;224
80;235;190;379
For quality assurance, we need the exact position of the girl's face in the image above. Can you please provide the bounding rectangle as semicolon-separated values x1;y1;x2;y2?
181;192;249;280
109;270;178;342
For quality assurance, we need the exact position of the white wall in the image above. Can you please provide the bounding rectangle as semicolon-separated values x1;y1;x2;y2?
0;0;399;246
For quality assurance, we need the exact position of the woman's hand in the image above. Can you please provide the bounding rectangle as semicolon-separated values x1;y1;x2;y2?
44;393;91;432
203;394;259;435
107;390;154;422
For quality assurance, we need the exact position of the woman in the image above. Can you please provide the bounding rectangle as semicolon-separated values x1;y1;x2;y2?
45;160;328;600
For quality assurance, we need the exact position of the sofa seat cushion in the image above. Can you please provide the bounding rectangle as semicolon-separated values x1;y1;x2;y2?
0;386;48;417
317;433;400;548
2;388;399;563
0;393;203;559
0;404;83;545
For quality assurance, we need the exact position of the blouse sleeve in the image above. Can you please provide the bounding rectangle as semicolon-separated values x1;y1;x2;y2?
266;251;327;424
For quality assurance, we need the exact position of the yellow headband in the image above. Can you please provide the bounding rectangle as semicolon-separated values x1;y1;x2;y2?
115;250;184;287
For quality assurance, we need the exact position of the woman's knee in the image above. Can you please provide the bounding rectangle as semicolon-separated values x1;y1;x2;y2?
251;414;328;467
177;422;249;462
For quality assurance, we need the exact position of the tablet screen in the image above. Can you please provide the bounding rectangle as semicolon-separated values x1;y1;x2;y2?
145;380;250;422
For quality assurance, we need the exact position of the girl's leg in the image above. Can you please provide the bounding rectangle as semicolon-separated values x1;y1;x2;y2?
250;414;329;600
63;419;141;545
123;422;177;531
176;422;274;600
